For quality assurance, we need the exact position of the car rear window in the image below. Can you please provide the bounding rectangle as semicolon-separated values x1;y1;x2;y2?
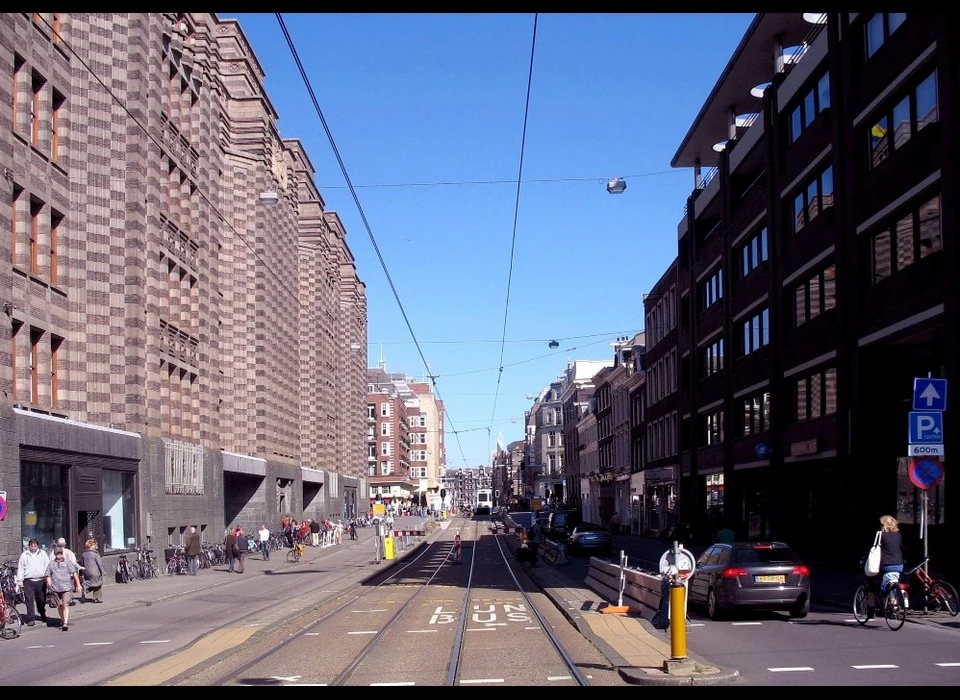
734;546;799;565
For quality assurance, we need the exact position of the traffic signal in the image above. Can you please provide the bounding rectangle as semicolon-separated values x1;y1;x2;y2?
440;488;446;498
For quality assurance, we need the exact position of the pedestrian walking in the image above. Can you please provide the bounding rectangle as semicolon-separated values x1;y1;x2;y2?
185;526;202;576
45;547;82;631
309;518;321;547
15;538;50;627
224;527;238;573
79;539;106;603
258;524;271;560
235;526;249;573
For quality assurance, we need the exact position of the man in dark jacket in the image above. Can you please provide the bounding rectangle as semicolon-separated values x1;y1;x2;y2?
236;527;249;573
224;527;238;573
185;526;202;576
309;518;321;547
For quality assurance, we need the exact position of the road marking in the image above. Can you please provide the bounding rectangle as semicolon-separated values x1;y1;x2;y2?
460;679;504;684
26;645;55;649
524;626;541;630
347;630;377;635
466;628;496;632
936;662;960;667
139;640;170;644
371;682;416;686
83;642;114;646
768;667;814;673
406;629;437;633
304;632;321;636
351;609;388;613
547;675;572;681
731;621;763;626
852;664;899;670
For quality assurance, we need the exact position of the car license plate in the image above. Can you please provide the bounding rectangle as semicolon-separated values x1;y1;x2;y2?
755;575;785;584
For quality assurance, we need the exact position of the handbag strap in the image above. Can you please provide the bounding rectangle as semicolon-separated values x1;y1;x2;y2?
874;530;882;546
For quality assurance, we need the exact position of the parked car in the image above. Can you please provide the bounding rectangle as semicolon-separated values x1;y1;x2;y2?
687;541;811;620
567;523;613;556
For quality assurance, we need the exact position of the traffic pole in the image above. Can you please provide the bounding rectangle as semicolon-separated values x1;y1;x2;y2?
669;581;687;659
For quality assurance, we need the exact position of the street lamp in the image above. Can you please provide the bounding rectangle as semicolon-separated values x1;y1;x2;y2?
606;177;627;195
548;340;560;349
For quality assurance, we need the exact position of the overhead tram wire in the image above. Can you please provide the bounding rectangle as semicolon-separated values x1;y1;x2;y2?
489;12;539;440
273;13;474;467
316;170;681;190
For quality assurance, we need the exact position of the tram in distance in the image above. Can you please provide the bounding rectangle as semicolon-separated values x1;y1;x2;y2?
475;488;493;516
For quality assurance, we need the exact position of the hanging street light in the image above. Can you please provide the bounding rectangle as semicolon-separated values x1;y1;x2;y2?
606;177;627;195
548;340;560;349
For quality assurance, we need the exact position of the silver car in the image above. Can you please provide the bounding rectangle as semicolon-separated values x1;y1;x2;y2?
687;541;811;619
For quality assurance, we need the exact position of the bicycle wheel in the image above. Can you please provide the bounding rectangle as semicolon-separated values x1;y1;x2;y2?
286;548;300;563
1;604;22;639
853;583;871;625
932;581;959;616
884;588;906;631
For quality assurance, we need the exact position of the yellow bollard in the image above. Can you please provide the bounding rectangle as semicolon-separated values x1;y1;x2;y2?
384;534;395;560
669;581;687;659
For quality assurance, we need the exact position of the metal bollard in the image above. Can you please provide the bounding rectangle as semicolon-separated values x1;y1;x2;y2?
669;581;687;659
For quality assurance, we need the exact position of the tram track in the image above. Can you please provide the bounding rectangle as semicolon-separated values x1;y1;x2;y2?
176;516;591;686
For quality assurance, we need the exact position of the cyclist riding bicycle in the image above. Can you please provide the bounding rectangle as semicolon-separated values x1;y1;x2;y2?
875;514;904;601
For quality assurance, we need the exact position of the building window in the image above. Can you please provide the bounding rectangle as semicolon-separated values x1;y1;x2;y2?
29;197;42;275
699;267;723;311
381;442;391;456
20;462;70;552
547;431;557;447
367;404;376;419
789;72;831;143
794;367;838;421
739;308;770;356
381;403;391;417
50;208;62;285
380;422;391;436
31;71;45;146
701;410;724;446
30;326;43;405
869;193;941;284
700;338;724;378
865;13;907;59
10;184;22;265
11;319;23;401
794;265;836;326
867;69;938;170
51;89;64;162
738;227;768;279
791;166;834;234
740;391;771;436
50;334;62;409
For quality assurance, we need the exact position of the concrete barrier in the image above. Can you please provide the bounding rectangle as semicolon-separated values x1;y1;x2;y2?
540;538;569;566
584;556;663;613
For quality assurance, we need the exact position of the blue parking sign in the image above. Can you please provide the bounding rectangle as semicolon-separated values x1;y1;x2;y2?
909;411;943;444
913;378;947;411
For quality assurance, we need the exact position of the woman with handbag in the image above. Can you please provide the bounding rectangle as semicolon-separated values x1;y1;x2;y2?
877;514;904;597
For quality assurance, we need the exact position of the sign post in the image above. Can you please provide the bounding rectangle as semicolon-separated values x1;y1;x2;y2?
908;376;948;571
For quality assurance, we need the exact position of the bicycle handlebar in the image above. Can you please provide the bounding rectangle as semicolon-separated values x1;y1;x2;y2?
902;557;930;576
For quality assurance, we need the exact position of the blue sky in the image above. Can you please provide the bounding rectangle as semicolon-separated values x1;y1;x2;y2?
221;12;755;468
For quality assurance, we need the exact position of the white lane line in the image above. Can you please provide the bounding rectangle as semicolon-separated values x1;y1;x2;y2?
688;622;706;627
407;629;437;633
731;621;763;626
371;682;416;686
769;667;814;673
852;664;899;669
936;662;960;667
347;630;377;635
26;645;56;649
351;609;388;613
524;626;542;630
82;642;113;646
139;640;170;644
459;679;504;684
547;675;572;681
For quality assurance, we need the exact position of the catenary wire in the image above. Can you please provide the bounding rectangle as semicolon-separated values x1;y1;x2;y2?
488;12;538;440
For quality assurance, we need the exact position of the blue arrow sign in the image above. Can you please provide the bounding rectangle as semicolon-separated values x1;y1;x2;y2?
909;411;944;444
913;377;947;411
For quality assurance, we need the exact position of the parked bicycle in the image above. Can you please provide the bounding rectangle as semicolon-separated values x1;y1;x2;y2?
1;560;26;608
164;546;189;576
133;544;160;580
0;596;22;639
286;541;305;563
853;562;909;630
901;557;958;616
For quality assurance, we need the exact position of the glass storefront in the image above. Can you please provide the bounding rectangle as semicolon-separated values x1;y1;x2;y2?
20;461;69;552
103;470;137;552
